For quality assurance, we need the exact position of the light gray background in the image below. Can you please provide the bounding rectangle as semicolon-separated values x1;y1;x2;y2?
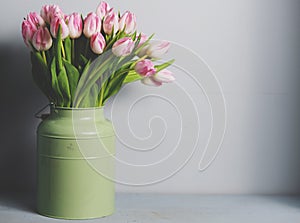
1;0;300;195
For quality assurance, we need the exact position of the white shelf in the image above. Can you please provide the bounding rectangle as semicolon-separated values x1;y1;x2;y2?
1;193;300;222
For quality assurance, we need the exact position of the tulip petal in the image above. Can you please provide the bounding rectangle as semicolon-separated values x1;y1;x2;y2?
141;77;162;86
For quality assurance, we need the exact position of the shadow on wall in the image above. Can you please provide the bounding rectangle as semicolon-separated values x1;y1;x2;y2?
0;43;47;200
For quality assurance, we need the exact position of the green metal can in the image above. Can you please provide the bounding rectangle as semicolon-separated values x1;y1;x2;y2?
37;106;115;219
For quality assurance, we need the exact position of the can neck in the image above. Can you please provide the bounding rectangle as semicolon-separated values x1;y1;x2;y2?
50;107;106;121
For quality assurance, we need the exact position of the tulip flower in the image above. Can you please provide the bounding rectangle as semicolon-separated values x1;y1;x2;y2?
83;12;101;38
40;5;64;23
152;69;175;83
112;37;135;57
141;70;174;86
22;20;37;48
146;41;170;59
27;12;45;28
65;13;82;39
119;11;137;34
141;77;162;87
96;1;111;19
50;16;69;39
103;9;119;35
90;32;106;54
32;27;53;51
135;59;156;77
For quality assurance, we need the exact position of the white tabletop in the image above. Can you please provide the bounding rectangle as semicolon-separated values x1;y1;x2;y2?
1;193;300;223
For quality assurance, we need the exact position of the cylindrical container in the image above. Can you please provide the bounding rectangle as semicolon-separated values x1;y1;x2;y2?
37;106;115;219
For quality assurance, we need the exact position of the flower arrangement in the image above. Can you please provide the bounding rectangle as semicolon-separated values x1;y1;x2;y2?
21;2;175;108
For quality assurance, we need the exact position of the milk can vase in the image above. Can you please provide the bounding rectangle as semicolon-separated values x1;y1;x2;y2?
36;106;115;219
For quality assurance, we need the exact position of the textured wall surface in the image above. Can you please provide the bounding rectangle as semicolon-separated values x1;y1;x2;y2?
1;0;300;195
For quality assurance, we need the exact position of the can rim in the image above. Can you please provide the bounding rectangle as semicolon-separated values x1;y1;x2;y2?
51;104;104;111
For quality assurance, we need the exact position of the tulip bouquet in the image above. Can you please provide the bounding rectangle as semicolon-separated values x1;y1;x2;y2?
21;2;175;108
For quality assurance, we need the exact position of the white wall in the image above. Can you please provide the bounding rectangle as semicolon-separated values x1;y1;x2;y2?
1;0;300;194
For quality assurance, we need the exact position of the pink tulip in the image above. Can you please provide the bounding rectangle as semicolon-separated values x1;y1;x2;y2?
21;20;37;48
103;9;119;35
83;12;101;38
40;5;64;23
119;11;137;34
141;69;175;86
146;41;171;59
65;13;82;38
32;27;53;51
50;16;69;39
27;12;45;28
152;69;175;83
112;37;135;57
90;32;106;54
135;59;156;77
141;77;162;86
96;1;111;19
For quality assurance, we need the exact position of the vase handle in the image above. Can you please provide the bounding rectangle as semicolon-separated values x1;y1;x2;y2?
34;103;53;120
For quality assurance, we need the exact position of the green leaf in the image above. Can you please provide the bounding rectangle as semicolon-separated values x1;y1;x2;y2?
30;52;55;101
50;57;64;106
78;83;99;108
55;26;63;71
63;59;80;104
131;31;137;41
155;59;175;73
57;67;71;107
103;69;130;102
72;59;91;106
90;83;99;107
78;94;91;108
80;54;89;65
73;54;114;107
64;37;72;63
123;70;142;84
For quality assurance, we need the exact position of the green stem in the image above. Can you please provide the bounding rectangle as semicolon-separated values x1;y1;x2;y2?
72;39;75;65
41;51;47;65
61;40;66;59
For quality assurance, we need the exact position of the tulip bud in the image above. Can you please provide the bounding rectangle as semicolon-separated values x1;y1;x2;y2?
103;9;119;35
65;13;83;38
119;11;137;34
141;77;162;87
146;41;170;59
90;32;106;54
152;69;175;83
112;37;135;57
96;1;111;19
135;59;156;77
32;27;53;51
27;12;45;28
22;20;37;48
83;12;101;38
40;5;64;23
50;16;69;39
